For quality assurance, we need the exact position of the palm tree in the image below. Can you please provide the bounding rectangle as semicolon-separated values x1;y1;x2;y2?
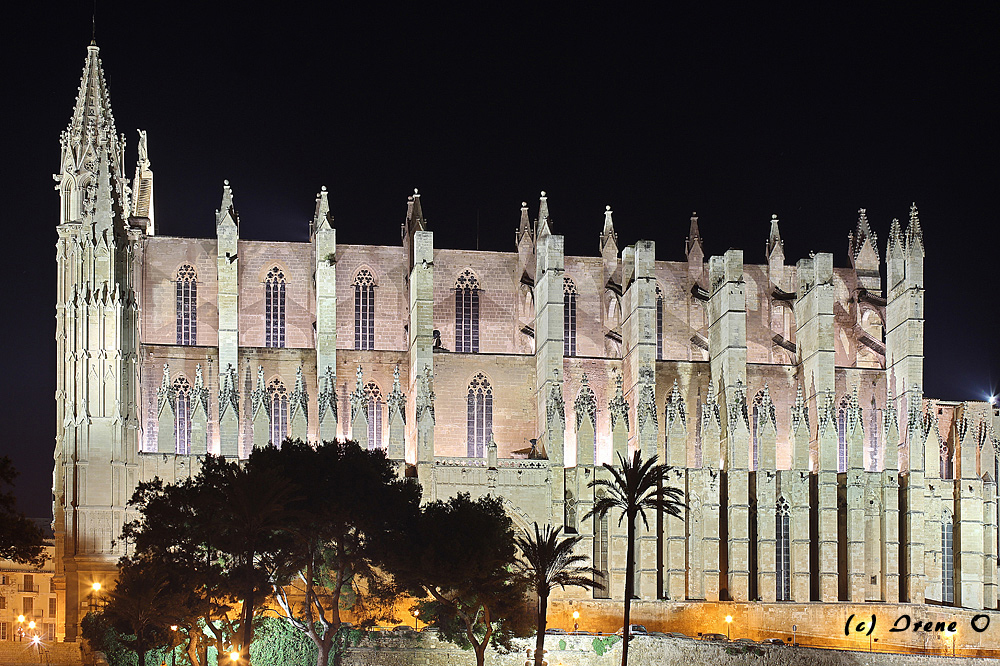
515;523;603;666
584;450;684;666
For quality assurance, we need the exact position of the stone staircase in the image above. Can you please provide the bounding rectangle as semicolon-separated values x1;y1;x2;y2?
0;642;83;666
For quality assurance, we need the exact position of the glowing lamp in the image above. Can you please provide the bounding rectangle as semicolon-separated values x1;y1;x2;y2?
92;582;101;592
230;651;240;662
17;615;24;623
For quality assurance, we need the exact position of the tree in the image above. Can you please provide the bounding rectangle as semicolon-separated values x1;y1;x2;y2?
0;456;45;567
384;493;532;666
249;440;420;666
585;451;684;666
514;524;603;666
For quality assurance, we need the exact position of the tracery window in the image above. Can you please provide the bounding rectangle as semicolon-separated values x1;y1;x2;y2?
268;378;288;446
593;490;610;599
837;396;850;473
176;265;197;345
776;497;791;601
265;266;286;348
173;376;191;454
365;382;384;450
941;515;954;604
467;373;493;457
354;269;375;350
455;270;480;353
564;277;577;357
655;285;664;360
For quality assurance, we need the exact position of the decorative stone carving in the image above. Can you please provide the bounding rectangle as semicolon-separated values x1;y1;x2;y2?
318;365;337;423
846;386;863;436
702;382;721;433
818;388;837;435
728;378;749;433
350;366;367;421
416;364;435;424
251;366;268;418
609;370;629;432
387;364;405;424
791;383;809;434
665;379;686;429
156;364;174;413
636;366;657;432
758;384;776;432
191;364;209;417
290;365;309;421
219;364;239;419
574;373;597;432
547;368;565;429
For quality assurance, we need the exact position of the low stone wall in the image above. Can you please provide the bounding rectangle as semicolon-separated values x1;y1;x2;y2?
343;632;999;666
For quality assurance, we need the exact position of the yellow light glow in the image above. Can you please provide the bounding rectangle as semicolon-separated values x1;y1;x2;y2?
725;615;733;624
28;621;36;629
92;582;101;592
170;625;178;631
31;636;40;645
230;651;240;662
572;611;580;620
413;610;420;618
17;615;24;623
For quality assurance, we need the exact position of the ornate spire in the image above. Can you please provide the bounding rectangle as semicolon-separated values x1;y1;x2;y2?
600;205;618;253
547;368;566;428
609;370;629;432
906;202;924;257
702;382;721;433
516;201;533;246
290;366;309;422
191;364;209;417
65;44;118;162
883;386;899;435
846;385;864;435
636;366;658;432
849;207;880;264
665;379;686;430
536;191;552;239
131;129;154;233
759;384;777;432
312;185;333;236
251;366;267;418
216;180;237;228
574;373;597;432
219;364;239;419
156;364;173;412
766;214;783;260
728;379;749;433
416;364;435;424
887;217;904;259
818;389;837;435
686;211;704;258
406;188;426;232
318;366;337;424
387;364;405;424
350;366;367;421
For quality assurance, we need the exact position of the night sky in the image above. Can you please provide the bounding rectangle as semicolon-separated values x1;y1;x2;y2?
4;4;998;520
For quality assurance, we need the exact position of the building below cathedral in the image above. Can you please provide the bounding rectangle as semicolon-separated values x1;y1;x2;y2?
50;43;1000;649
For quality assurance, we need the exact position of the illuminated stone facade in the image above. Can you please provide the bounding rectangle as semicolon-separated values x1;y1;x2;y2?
52;44;1000;643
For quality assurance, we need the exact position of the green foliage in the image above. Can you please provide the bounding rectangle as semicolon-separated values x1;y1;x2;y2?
81;612;170;666
249;616;318;666
591;635;620;656
0;456;46;567
723;643;765;657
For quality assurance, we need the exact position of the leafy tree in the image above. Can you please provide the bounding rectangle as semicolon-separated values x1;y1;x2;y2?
0;456;45;567
248;440;420;666
514;523;603;666
585;451;684;666
384;493;532;666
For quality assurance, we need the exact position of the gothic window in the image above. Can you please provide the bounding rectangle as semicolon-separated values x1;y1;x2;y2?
354;269;375;350
265;266;286;348
564;488;577;534
940;442;953;480
467;373;493;457
655;285;664;360
751;391;764;470
593;491;611;599
564;277;577;357
173;376;192;455
268;378;288;446
776;497;791;601
941;515;954;604
62;180;73;223
365;382;384;450
176;265;197;345
837;396;849;473
455;270;480;353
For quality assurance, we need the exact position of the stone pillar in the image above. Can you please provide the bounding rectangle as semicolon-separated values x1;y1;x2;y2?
983;435;998;609
788;384;812;602
956;412;984;609
663;381;687;599
903;396;926;603
216;183;240;457
249;366;269;448
408;230;434;481
318;366;338;443
608;371;629;599
885;208;924;432
156;365;175;454
535;231;566;528
709;250;750;601
755;386;778;602
189;365;209;454
574;375;597;546
387;366;406;464
312;187;337;429
881;401;901;603
845;388;867;601
289;366;309;442
350;367;369;449
697;386;722;601
219;364;240;458
922;411;943;602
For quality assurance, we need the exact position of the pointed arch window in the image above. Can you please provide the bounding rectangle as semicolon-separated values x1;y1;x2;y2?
173;376;191;454
776;497;791;601
265;266;286;348
268;378;288;445
365;382;384;450
655;285;664;360
564;277;577;357
467;373;493;457
62;180;73;223
837;396;850;473
593;490;610;599
176;265;198;345
354;269;375;350
941;514;954;604
940;442;953;480
455;270;480;353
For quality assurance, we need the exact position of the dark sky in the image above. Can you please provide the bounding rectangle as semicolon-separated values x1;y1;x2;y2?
4;4;999;519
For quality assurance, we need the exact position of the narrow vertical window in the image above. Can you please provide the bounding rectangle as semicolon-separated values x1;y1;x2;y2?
176;265;197;345
594;490;610;599
563;277;577;357
365;382;384;450
354;269;376;350
940;442;953;480
837;397;849;473
265;266;286;348
467;373;492;457
941;516;954;604
655;285;664;360
455;270;480;353
776;497;791;600
173;376;191;454
268;378;288;446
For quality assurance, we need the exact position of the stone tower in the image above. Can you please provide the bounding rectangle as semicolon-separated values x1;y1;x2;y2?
53;43;143;641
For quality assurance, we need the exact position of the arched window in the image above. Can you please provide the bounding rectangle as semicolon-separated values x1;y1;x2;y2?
593;490;610;599
354;269;375;350
62;180;73;223
467;373;493;457
776;497;791;601
176;265;197;345
564;488;577;534
265;267;286;348
941;513;954;604
655;285;664;360
455;270;480;353
837;396;850;473
268;378;288;446
564;277;577;357
751;391;764;471
365;382;384;450
940;442;953;480
173;376;191;454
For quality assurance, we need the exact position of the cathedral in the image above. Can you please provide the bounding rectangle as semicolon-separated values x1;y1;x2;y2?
52;43;1000;648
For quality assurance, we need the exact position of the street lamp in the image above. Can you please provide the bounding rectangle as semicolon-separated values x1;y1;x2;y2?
229;650;240;663
725;615;733;640
170;626;179;666
17;615;25;642
572;611;580;632
412;609;420;630
945;628;956;657
91;582;102;611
